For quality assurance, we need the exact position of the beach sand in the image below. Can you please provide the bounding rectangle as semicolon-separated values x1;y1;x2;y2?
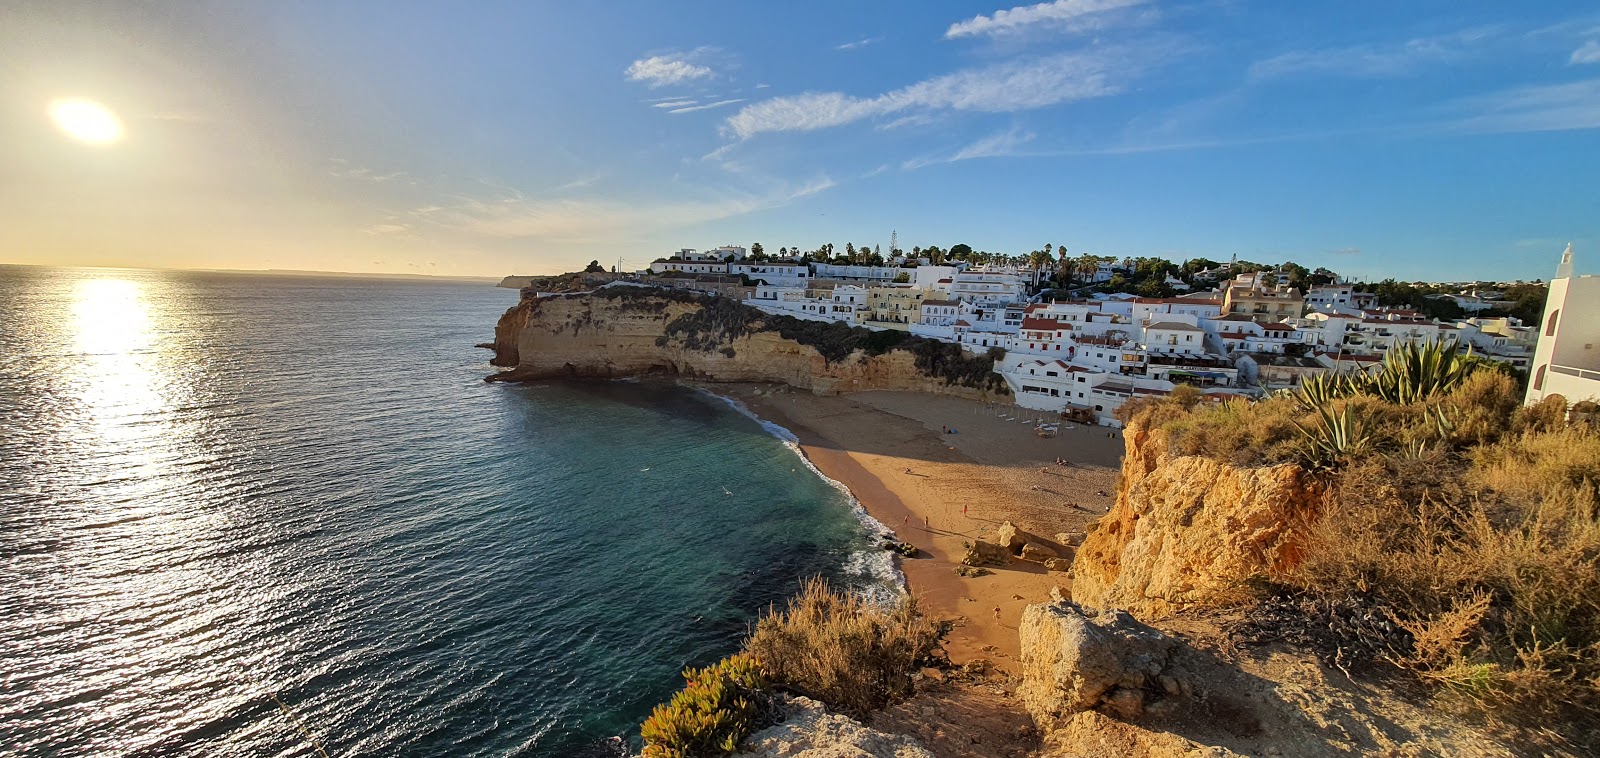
726;384;1123;674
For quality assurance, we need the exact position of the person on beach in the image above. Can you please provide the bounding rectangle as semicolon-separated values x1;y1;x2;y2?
993;606;1002;621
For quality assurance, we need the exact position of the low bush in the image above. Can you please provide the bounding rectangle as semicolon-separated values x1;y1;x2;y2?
640;654;771;758
1133;342;1600;746
744;577;945;718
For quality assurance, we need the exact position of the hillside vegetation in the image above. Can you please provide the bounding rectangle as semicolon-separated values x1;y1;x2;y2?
640;578;945;757
1124;341;1600;750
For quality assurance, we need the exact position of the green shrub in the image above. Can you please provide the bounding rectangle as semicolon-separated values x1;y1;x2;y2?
640;654;770;758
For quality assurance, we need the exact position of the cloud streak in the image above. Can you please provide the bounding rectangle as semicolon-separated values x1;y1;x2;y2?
626;51;714;87
667;99;745;114
724;50;1129;139
945;0;1148;39
413;178;836;242
1448;78;1600;134
1573;40;1600;65
836;36;882;50
903;129;1036;169
1249;26;1500;80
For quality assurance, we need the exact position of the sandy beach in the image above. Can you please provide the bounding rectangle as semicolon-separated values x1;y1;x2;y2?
722;384;1123;674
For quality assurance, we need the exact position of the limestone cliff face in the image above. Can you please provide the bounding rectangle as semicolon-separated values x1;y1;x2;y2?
1070;420;1326;618
488;291;1003;400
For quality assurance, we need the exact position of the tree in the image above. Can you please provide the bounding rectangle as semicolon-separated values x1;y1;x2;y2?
867;251;885;267
950;243;973;260
751;242;764;258
892;272;910;283
845;242;857;262
583;259;606;273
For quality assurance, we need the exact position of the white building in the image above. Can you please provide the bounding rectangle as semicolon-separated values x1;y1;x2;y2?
649;258;727;275
913;265;960;291
729;262;810;287
949;268;1027;305
1528;245;1600;406
811;263;903;284
1306;284;1358;314
1457;316;1536;371
709;245;748;260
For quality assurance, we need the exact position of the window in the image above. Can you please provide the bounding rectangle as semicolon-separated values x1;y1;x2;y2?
1547;310;1560;337
1533;364;1546;391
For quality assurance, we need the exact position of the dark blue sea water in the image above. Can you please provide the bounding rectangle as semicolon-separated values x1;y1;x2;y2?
0;266;889;757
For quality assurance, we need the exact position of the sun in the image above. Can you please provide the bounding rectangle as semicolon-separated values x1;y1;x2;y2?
49;98;124;145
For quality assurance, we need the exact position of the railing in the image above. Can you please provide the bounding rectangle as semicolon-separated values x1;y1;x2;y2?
1552;365;1600;381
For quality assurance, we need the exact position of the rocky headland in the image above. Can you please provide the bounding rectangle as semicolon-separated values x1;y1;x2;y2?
487;286;1008;399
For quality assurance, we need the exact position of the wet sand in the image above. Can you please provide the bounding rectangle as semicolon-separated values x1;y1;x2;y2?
724;385;1123;674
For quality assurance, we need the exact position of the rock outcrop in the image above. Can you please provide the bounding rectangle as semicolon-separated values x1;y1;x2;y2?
1018;599;1179;733
734;697;934;758
1069;419;1326;617
961;540;1010;567
488;289;1005;399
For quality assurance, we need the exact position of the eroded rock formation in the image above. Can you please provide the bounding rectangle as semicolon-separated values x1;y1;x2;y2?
734;697;934;758
1069;420;1326;617
487;289;1006;400
1018;597;1180;732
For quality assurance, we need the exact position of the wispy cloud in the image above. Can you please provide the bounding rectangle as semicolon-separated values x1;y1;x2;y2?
836;36;882;50
667;99;746;114
945;0;1148;39
362;223;410;236
412;178;835;242
652;100;698;109
1329;247;1361;256
724;49;1133;139
1249;26;1500;80
1448;78;1600;134
1573;40;1600;64
626;50;714;87
903;129;1035;170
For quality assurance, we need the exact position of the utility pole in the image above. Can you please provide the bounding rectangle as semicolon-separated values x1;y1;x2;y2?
890;229;898;259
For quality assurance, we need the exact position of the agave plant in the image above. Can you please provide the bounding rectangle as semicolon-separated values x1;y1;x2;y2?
1294;373;1348;410
1366;339;1478;405
1295;405;1378;470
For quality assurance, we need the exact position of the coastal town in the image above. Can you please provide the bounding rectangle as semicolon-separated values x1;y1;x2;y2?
516;240;1593;426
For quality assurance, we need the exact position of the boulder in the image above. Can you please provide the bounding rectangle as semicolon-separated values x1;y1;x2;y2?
1020;542;1059;562
1018;599;1176;731
995;521;1024;551
961;540;1010;567
735;696;933;758
1055;532;1086;547
881;539;919;558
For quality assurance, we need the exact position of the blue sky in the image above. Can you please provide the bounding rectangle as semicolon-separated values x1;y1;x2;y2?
2;1;1598;281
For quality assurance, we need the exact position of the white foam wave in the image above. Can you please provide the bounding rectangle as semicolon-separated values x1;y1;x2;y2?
699;389;907;604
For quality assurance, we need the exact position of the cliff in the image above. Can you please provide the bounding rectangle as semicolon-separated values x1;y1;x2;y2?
1070;419;1326;618
488;287;1009;400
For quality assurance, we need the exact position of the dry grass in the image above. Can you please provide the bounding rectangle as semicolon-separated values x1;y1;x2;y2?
1134;371;1600;747
744;577;945;718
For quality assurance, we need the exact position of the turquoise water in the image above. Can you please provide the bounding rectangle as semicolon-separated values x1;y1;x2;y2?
0;266;889;756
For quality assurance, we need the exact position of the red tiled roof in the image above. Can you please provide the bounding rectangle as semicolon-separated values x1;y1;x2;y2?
1021;316;1062;331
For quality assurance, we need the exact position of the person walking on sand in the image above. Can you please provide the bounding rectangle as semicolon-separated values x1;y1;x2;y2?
993;606;1002;621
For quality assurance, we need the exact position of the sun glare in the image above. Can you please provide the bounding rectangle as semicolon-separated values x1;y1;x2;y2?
49;98;124;145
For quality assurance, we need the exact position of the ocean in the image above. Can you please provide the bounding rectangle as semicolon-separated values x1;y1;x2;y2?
0;266;893;757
